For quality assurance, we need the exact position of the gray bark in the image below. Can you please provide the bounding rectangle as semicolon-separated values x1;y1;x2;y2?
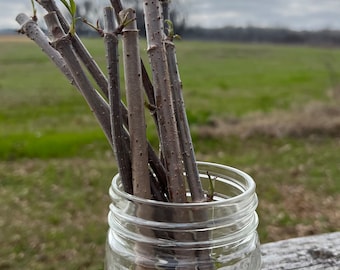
143;0;186;203
44;12;112;146
111;0;160;134
165;40;205;203
37;0;109;99
162;2;213;268
103;7;133;194
165;38;213;270
120;8;150;199
16;13;74;87
16;10;167;198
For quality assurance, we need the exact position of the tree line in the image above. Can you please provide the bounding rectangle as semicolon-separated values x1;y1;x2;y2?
46;0;340;46
182;26;340;46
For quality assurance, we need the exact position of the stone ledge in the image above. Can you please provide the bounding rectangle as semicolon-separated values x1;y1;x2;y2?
261;232;340;269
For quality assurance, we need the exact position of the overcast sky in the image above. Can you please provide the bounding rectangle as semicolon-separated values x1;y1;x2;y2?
3;0;340;31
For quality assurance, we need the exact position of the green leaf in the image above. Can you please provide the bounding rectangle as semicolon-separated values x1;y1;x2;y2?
59;0;72;14
30;0;37;21
69;0;77;16
59;0;77;35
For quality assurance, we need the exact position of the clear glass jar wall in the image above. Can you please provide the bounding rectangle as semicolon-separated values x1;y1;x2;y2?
105;162;261;269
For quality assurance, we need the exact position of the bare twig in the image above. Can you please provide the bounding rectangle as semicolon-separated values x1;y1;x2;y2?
103;7;133;194
143;0;186;203
105;8;167;201
164;41;204;201
120;8;150;199
111;0;159;131
109;0;123;20
161;3;213;267
37;0;109;99
162;6;205;203
120;13;156;269
44;11;112;146
16;12;111;147
143;2;199;268
16;10;167;199
16;13;74;86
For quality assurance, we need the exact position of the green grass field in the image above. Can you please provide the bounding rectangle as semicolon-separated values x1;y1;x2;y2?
1;35;340;269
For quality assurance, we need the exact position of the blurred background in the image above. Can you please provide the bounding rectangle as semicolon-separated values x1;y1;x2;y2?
1;0;340;269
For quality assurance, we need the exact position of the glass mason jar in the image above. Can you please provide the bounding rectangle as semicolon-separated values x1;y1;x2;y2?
105;161;261;269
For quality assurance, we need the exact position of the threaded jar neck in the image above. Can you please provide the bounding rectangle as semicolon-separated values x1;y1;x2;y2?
106;162;261;269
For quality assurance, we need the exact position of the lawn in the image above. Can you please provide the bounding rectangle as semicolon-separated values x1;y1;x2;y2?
1;35;340;269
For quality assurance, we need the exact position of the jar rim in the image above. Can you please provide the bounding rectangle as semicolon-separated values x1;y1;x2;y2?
111;161;256;207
